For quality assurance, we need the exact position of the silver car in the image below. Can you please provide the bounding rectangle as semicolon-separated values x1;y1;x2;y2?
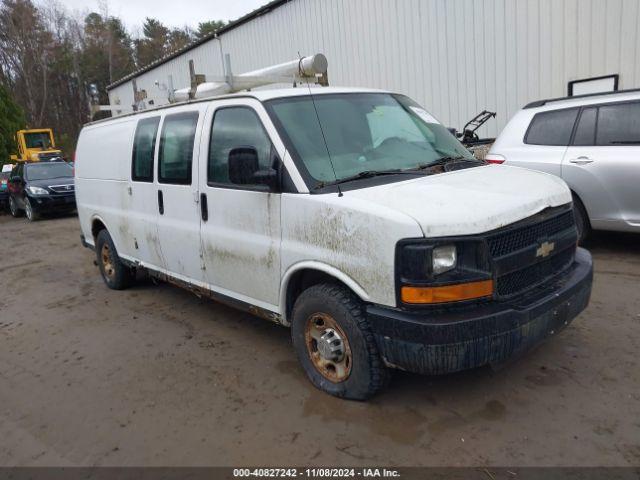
487;89;640;241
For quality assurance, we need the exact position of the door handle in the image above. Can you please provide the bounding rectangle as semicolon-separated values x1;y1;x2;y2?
200;193;208;222
569;156;594;165
157;190;164;215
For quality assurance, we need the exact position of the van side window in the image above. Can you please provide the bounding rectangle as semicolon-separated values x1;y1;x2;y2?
524;108;578;146
158;111;199;184
573;107;597;146
208;107;272;185
132;117;160;182
596;102;640;145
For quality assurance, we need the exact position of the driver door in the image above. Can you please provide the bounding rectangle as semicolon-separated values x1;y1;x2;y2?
198;99;282;311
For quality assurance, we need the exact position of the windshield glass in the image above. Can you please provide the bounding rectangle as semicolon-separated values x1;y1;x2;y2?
25;163;72;181
266;93;474;183
24;132;53;149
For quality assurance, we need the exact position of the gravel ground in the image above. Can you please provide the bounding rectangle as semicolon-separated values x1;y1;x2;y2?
0;214;638;467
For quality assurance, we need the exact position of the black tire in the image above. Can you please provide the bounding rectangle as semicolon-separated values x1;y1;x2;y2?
291;283;389;400
24;198;39;222
95;229;135;290
572;194;590;244
8;196;22;218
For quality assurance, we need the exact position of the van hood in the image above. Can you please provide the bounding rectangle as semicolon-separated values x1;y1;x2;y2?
347;165;572;237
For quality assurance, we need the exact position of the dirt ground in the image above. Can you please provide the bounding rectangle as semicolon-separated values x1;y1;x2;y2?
0;213;638;467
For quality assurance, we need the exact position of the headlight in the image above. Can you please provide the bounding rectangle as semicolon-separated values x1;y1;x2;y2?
396;239;492;305
432;244;457;275
27;186;48;195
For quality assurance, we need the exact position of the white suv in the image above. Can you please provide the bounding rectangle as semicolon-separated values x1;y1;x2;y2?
487;89;640;241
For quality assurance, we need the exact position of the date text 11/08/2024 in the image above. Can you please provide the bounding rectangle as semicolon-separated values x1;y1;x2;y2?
232;468;401;478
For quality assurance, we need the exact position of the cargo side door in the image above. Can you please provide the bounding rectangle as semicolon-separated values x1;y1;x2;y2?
125;116;165;269
198;99;282;312
155;106;207;284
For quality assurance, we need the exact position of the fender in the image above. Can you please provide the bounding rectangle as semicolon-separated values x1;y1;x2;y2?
88;213;124;254
279;260;371;324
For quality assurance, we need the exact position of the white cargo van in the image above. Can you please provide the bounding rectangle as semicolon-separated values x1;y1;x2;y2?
76;87;593;399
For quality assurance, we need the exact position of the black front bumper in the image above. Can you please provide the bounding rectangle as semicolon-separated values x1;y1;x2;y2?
29;194;76;213
367;248;593;375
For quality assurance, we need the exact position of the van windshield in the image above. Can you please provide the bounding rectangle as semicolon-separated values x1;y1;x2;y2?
266;93;474;184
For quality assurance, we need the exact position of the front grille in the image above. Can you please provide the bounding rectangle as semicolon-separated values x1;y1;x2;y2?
487;210;575;257
487;206;578;299
49;184;75;193
496;247;574;297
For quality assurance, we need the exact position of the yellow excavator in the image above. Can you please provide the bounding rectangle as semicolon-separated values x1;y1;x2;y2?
9;129;64;163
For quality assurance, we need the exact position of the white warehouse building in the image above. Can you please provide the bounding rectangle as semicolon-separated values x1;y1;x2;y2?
107;0;640;137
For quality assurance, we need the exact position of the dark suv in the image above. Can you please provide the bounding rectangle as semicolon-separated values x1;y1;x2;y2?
8;161;76;221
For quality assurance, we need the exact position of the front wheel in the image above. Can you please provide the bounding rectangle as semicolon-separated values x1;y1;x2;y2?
8;196;22;218
25;198;39;222
291;284;389;400
95;229;135;290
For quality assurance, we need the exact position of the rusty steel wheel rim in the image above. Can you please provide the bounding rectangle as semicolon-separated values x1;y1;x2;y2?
101;243;115;280
304;312;352;383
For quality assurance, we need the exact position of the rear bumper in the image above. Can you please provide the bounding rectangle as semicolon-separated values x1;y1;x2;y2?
367;248;593;375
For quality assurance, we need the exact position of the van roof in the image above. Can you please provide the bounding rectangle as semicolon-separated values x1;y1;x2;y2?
86;86;390;126
220;86;387;100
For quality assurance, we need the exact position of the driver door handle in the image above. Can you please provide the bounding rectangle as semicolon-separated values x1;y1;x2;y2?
569;156;594;165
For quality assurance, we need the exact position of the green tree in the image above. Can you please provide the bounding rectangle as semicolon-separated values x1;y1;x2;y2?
0;84;25;167
134;17;169;67
168;27;193;52
196;20;226;39
82;12;135;104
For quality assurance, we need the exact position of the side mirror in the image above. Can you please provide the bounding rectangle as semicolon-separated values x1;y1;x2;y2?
228;146;278;190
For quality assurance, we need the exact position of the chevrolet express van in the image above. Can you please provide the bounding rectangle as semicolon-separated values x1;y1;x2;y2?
76;87;593;400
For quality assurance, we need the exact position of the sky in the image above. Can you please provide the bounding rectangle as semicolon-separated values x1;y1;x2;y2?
51;0;269;31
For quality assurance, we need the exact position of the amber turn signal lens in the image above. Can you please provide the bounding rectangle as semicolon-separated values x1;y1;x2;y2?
401;280;494;304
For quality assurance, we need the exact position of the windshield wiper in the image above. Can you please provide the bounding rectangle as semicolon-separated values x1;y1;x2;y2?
417;156;470;169
315;169;420;189
409;155;482;171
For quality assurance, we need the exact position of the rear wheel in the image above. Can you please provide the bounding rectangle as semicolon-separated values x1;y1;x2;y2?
24;198;39;222
8;196;22;218
291;283;389;400
96;229;135;290
572;195;590;244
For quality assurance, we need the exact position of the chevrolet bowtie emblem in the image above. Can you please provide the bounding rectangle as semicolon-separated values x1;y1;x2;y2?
536;241;555;258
